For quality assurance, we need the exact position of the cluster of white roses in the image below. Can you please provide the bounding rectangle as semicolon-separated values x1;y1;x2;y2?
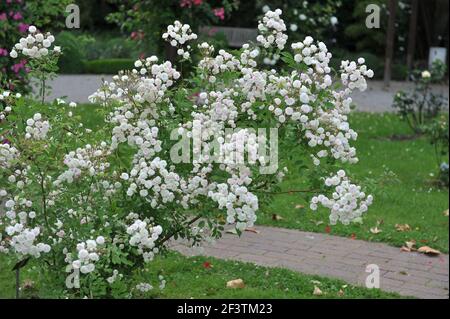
257;9;288;50
0;9;376;295
0;91;21;120
10;25;60;59
4;225;51;257
310;170;373;225
106;269;122;284
135;282;153;293
126;219;163;262
0;144;19;169
65;238;105;287
25;113;50;140
162;21;197;60
340;58;374;92
55;143;111;185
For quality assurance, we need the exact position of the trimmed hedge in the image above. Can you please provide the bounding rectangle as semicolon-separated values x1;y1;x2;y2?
83;59;135;74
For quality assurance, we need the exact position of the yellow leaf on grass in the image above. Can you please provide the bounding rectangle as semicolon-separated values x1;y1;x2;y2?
443;209;449;217
417;246;441;256
405;240;416;249
272;214;284;221
370;227;382;234
395;224;411;232
226;279;245;289
313;286;323;296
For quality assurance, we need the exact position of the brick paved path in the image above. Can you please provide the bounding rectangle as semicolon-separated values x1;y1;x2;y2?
171;226;449;299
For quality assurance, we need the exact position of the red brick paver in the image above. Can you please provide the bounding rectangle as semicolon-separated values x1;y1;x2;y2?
170;226;449;299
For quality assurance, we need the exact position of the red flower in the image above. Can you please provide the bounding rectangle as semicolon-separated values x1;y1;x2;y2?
202;261;212;269
350;233;357;240
325;225;331;233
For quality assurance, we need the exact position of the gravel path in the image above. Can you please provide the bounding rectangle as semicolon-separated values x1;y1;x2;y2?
44;75;449;113
171;226;449;299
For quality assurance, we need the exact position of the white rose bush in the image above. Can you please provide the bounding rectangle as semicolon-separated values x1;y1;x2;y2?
0;10;374;298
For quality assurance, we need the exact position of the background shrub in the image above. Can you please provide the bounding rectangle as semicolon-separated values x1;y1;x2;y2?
83;59;135;74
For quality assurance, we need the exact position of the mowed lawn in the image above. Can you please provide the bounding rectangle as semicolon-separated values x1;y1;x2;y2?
73;104;449;252
258;112;449;253
0;252;403;299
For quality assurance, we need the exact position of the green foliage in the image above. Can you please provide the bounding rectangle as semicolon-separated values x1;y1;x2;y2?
106;0;239;56
1;0;71;91
423;115;449;187
25;0;72;30
55;32;87;74
343;0;410;58
255;0;342;43
0;252;404;299
392;60;448;133
257;112;449;252
84;59;135;74
55;31;148;74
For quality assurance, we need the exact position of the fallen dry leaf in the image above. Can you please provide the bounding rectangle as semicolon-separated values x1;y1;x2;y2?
417;246;441;256
338;289;345;296
405;240;416;249
313;286;323;296
226;229;238;235
443;209;449;217
370;227;382;234
272;214;284;221
21;279;35;290
295;204;305;209
226;279;245;289
245;227;260;234
400;246;411;252
395;224;411;232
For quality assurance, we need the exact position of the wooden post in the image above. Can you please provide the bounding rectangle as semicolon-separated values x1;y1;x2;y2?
384;0;398;87
406;0;419;79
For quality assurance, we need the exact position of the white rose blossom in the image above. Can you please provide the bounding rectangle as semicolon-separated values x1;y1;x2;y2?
0;9;375;295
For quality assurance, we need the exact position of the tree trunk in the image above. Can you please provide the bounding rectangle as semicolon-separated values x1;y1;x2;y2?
384;0;398;87
406;0;419;78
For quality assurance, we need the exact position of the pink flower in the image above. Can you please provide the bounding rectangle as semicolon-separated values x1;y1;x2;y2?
0;13;7;21
180;0;202;8
13;12;23;21
180;0;192;7
18;22;28;33
213;7;225;20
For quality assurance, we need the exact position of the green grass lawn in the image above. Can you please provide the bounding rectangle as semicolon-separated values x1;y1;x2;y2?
0;252;403;299
73;105;449;253
258;112;449;253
